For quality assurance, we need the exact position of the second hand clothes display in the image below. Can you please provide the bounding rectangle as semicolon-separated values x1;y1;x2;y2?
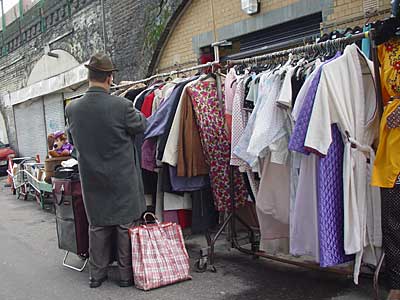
118;27;399;291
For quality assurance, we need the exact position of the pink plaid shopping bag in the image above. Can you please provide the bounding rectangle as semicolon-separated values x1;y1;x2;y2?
129;213;192;291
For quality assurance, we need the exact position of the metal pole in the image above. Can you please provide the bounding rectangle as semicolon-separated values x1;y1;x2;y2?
18;0;23;19
369;27;385;300
0;0;5;31
227;31;369;65
100;0;107;52
369;28;384;118
209;0;217;43
212;43;224;113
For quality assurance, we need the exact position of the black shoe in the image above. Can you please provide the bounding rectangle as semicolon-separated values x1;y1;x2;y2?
119;279;134;288
89;276;107;288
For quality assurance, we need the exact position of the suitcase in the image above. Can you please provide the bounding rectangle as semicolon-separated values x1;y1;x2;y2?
53;177;89;271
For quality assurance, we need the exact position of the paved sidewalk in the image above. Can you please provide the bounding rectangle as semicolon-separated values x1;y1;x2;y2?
0;179;387;300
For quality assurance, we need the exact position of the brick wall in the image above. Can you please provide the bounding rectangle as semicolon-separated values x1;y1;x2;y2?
0;0;187;151
323;0;391;30
0;0;393;152
156;0;392;72
0;0;104;150
0;0;104;93
106;0;186;82
157;0;307;71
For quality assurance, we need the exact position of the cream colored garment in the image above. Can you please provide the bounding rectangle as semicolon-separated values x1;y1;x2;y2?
162;78;200;166
256;154;290;254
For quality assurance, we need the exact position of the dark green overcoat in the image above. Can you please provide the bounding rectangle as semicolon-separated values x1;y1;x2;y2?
66;87;147;226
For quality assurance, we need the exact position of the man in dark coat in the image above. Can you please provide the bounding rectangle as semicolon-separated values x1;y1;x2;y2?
66;53;147;288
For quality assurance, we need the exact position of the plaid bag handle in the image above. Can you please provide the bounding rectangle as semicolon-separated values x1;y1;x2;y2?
143;212;160;225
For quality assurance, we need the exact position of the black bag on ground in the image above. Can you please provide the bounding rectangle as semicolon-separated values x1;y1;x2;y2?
191;189;218;234
53;177;89;257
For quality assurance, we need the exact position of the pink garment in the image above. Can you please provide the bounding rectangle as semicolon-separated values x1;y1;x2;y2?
256;157;290;252
224;68;237;137
230;77;248;167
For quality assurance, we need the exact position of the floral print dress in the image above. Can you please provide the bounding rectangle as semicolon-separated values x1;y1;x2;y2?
378;37;400;105
187;80;248;212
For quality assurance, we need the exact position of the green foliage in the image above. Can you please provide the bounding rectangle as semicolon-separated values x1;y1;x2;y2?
143;3;173;52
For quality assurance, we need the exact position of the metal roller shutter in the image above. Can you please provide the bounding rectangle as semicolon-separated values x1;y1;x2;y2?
44;93;65;134
14;98;48;160
224;13;323;60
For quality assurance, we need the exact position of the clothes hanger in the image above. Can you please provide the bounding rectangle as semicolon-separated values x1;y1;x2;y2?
200;72;217;81
372;17;400;45
330;29;345;40
235;63;247;75
217;71;227;78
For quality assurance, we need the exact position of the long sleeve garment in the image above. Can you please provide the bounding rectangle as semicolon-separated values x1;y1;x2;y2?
233;72;279;170
256;154;290;254
304;44;381;283
141;92;155;118
289;53;351;267
288;65;324;259
157;81;196;161
162;79;200;167
246;70;286;158
230;76;249;167
177;84;210;177
224;68;237;138
157;78;199;161
144;78;195;140
185;79;248;212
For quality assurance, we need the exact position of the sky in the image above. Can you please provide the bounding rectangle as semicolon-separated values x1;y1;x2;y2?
2;0;22;13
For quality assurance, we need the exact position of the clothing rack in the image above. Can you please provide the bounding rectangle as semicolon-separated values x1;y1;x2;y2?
195;29;385;300
110;61;219;92
227;31;368;63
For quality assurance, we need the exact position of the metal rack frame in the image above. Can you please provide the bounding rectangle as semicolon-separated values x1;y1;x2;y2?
194;29;386;300
110;61;220;92
103;28;386;299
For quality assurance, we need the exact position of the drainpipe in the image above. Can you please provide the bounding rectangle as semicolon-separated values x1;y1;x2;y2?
18;0;23;19
0;0;5;31
101;0;107;52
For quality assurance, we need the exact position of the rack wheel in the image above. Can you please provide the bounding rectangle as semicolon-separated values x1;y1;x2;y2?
78;254;88;260
20;185;28;200
35;191;40;204
195;260;207;273
210;265;217;273
16;186;27;200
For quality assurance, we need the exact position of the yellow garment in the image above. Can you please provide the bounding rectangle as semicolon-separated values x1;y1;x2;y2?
371;100;400;188
378;38;400;106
